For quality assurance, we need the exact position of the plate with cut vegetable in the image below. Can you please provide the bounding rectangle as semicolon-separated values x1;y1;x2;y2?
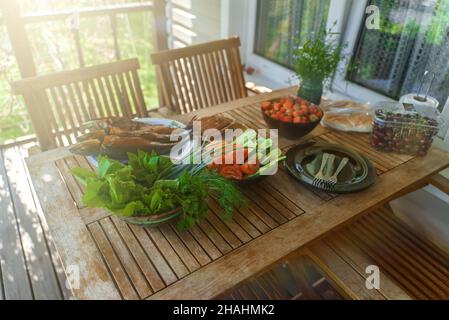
205;131;286;184
284;141;377;193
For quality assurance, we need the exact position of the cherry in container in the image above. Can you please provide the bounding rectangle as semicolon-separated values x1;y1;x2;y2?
371;102;442;156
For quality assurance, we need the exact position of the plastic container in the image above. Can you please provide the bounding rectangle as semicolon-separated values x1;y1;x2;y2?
371;102;443;156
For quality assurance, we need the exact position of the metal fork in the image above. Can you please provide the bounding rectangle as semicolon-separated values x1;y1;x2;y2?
312;153;330;188
322;154;336;191
326;157;349;192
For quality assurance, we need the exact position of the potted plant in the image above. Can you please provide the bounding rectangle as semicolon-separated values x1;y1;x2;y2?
292;24;346;105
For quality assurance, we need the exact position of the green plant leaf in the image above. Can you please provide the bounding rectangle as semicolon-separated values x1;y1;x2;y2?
70;167;97;186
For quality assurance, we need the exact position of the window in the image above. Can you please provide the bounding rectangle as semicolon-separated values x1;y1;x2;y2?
348;0;449;108
254;0;331;69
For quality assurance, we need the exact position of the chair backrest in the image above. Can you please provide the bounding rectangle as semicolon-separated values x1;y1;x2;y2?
13;58;147;150
151;37;247;114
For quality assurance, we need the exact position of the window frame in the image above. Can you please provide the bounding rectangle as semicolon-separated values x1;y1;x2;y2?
332;0;449;143
243;0;351;89
331;0;398;103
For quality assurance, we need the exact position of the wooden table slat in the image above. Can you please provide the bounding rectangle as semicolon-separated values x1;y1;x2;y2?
159;224;201;273
171;225;212;266
128;225;178;286
55;158;84;208
88;222;138;300
99;217;154;299
197;219;233;254
229;211;262;239
145;227;190;279
244;189;289;224
187;226;223;261
111;217;166;292
208;199;252;243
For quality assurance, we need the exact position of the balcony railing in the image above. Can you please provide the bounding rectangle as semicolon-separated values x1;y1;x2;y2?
0;1;169;145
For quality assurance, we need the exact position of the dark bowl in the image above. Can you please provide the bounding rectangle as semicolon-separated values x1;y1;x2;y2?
235;173;267;185
118;207;182;227
262;111;321;140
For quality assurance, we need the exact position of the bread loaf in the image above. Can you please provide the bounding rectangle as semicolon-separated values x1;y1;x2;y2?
321;100;374;133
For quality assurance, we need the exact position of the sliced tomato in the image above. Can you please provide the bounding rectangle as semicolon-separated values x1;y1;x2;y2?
207;162;222;171
239;161;260;176
220;165;243;180
222;143;248;164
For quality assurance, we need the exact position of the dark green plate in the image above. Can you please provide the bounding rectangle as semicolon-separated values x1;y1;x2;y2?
284;141;377;193
119;207;182;227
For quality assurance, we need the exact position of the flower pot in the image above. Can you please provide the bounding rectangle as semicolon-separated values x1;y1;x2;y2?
297;78;323;105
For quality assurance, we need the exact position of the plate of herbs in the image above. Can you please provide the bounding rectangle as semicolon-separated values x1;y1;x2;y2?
71;150;247;230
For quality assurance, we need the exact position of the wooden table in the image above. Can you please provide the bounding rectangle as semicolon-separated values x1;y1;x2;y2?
26;88;449;300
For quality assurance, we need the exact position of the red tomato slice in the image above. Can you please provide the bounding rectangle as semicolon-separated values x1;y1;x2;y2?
207;162;222;171
222;144;248;164
240;161;260;176
220;165;243;180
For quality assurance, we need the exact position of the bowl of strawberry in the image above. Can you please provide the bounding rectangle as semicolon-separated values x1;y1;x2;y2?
261;96;323;140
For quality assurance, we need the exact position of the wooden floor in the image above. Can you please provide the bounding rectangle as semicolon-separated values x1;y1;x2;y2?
0;143;72;300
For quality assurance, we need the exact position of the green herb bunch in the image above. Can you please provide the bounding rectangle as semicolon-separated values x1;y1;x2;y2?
292;23;347;85
71;150;247;230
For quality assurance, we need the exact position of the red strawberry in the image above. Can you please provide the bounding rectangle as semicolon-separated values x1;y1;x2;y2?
309;106;319;114
309;114;320;122
282;116;293;123
284;99;294;109
262;101;271;110
300;104;309;114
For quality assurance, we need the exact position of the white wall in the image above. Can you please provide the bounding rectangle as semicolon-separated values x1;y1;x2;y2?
168;0;222;48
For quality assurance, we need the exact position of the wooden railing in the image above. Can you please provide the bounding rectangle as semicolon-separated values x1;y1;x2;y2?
0;1;168;78
20;2;157;68
0;1;169;146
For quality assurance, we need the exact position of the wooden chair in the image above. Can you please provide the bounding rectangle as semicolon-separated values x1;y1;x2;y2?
13;58;148;150
217;254;347;300
305;203;449;300
151;37;247;114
